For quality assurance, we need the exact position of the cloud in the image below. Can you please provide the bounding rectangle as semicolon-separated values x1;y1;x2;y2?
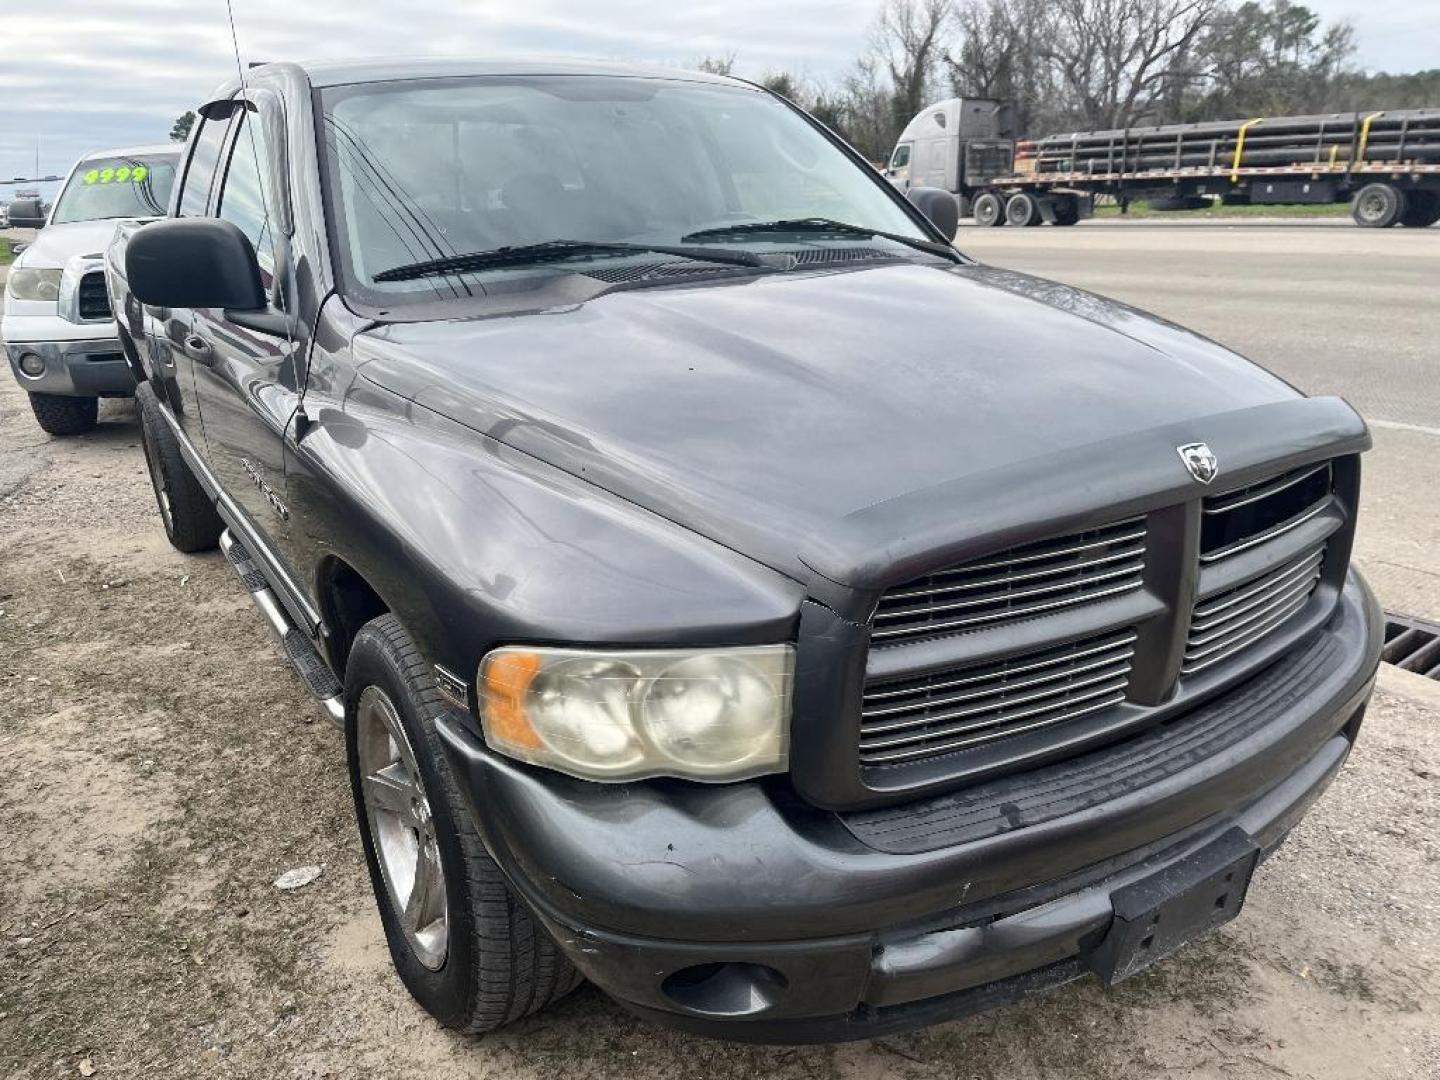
1;0;1428;192
1;0;880;188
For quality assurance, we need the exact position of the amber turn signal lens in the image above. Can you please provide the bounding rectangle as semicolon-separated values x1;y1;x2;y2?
482;650;544;749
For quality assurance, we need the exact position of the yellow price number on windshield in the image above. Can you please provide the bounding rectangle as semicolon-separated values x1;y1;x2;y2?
82;164;149;185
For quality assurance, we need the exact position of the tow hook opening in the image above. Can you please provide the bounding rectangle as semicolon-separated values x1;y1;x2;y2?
660;962;790;1017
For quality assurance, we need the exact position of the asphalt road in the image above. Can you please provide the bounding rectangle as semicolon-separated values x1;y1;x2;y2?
959;220;1440;622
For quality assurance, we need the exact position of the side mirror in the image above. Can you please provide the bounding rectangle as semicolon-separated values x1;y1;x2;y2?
126;218;265;311
906;187;959;239
10;242;27;257
7;198;46;229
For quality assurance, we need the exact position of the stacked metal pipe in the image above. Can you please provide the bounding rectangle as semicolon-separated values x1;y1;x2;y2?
1032;109;1440;174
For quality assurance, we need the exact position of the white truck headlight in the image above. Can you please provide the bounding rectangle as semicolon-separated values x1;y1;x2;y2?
6;268;63;302
480;645;793;782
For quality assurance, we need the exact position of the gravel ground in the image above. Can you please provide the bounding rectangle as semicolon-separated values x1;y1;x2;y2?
1;226;1438;1079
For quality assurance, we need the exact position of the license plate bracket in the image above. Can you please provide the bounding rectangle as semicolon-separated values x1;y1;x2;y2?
1088;827;1259;986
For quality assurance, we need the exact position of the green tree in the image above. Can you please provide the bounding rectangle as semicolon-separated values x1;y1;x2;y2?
1194;1;1356;117
759;71;804;100
170;110;197;143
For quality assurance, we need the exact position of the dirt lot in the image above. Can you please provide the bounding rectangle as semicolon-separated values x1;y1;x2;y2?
2;228;1439;1079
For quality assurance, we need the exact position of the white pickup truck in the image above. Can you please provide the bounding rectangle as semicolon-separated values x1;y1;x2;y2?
2;144;178;435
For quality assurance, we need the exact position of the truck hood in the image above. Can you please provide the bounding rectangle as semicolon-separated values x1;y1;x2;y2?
354;262;1330;589
13;219;129;269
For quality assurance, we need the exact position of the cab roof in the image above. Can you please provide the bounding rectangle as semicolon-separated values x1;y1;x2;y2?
270;57;748;90
80;143;179;161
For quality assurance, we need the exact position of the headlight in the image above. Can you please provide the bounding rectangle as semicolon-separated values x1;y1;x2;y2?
480;645;793;782
6;268;63;302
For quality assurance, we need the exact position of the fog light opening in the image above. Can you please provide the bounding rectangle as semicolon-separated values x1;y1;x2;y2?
17;352;46;379
660;962;789;1018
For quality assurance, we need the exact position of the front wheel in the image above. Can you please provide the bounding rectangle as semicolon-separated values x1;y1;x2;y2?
346;614;582;1033
28;392;98;436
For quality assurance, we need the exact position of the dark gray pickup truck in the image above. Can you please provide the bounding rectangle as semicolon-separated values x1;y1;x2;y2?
105;58;1381;1043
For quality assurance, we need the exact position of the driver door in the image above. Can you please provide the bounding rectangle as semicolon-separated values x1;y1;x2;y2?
189;103;301;541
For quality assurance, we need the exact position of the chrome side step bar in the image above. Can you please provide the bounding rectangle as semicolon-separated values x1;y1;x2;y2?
219;529;345;727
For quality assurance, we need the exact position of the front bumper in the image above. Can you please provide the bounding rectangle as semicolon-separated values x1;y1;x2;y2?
5;333;133;397
437;572;1382;1042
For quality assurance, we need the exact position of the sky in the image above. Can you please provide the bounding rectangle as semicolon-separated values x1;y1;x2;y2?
2;0;1436;197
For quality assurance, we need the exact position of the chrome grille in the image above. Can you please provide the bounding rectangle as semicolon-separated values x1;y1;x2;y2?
1201;460;1332;562
1183;545;1324;675
871;517;1146;644
859;630;1136;765
78;271;111;320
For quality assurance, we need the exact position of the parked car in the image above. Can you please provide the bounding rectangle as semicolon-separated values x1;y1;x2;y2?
106;59;1381;1043
2;145;178;434
4;190;50;229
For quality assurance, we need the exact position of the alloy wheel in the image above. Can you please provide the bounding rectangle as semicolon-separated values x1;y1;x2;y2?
357;685;449;970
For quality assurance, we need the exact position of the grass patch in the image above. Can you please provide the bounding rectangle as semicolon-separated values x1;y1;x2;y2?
0;237;15;266
1095;199;1349;219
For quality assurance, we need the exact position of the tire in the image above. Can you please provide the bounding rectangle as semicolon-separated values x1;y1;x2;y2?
1006;192;1042;227
134;381;223;553
972;192;1005;227
346;614;582;1033
1399;191;1440;228
1351;183;1407;228
1052;197;1080;227
28;392;98;436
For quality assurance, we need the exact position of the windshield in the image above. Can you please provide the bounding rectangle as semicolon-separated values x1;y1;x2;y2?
51;153;178;224
319;75;932;306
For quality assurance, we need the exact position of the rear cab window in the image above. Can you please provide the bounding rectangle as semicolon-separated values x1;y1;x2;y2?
217;109;278;283
177;113;233;217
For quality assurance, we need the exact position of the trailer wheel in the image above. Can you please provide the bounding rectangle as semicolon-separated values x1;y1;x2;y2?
1398;191;1440;228
1052;197;1080;227
1006;193;1042;227
1351;183;1407;228
973;192;1005;227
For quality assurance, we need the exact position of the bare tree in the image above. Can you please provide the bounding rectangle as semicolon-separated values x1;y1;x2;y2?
875;0;954;129
693;53;738;77
1037;0;1221;129
839;56;902;161
945;0;1054;132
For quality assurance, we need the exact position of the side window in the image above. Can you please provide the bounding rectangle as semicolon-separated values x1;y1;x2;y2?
178;114;232;217
890;144;912;170
217;110;276;281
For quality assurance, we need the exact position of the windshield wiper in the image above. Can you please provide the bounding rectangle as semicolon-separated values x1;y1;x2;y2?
373;239;767;283
681;218;961;261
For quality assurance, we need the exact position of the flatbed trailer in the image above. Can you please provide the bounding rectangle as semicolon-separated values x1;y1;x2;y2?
974;159;1440;229
888;100;1440;229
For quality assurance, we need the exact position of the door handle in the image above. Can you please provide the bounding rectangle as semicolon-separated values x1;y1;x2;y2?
185;333;214;365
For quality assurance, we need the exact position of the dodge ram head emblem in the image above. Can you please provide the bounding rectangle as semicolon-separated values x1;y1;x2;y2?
1177;442;1219;485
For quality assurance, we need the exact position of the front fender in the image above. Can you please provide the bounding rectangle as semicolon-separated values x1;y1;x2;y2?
285;376;805;691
